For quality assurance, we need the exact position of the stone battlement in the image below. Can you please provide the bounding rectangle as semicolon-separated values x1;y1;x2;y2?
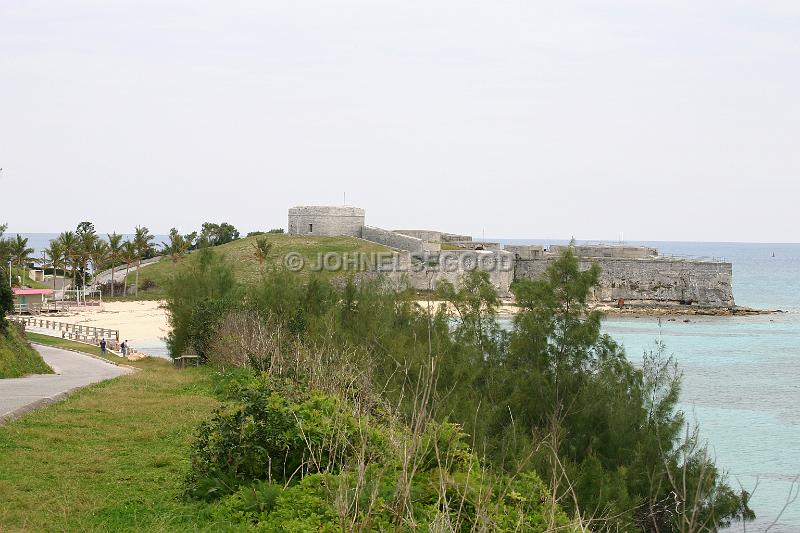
288;206;365;237
287;206;735;307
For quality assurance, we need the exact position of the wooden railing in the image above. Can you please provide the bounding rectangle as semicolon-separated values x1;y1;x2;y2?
11;316;120;342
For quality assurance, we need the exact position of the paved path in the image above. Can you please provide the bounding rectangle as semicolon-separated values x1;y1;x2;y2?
0;344;133;423
92;256;162;287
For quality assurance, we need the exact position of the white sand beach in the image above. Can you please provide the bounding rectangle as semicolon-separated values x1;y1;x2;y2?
31;301;170;356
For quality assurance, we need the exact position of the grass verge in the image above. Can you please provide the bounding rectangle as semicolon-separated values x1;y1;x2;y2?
0;343;221;531
0;327;53;378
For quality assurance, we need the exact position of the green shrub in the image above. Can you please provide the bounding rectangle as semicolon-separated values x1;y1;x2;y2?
184;380;387;500
164;248;241;359
188;373;574;531
0;273;13;333
215;475;339;531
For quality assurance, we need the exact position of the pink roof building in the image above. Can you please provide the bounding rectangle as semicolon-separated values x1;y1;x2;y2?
12;288;54;296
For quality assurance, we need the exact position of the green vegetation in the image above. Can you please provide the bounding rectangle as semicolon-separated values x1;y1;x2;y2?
161;247;754;531
197;221;239;247
0;360;222;531
185;374;573;531
0;234;754;531
0;228;48;289
3;220;376;300
0;326;52;378
126;233;392;298
0;274;52;378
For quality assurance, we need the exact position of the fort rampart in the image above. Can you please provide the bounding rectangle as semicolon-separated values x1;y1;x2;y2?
515;257;734;307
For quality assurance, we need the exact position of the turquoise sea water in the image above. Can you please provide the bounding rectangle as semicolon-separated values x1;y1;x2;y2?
500;240;800;531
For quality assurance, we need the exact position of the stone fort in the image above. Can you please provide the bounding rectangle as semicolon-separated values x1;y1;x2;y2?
287;205;735;308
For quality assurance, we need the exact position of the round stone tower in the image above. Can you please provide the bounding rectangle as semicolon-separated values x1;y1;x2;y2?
287;206;365;237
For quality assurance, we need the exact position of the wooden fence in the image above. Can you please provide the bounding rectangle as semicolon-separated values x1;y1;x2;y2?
11;316;120;342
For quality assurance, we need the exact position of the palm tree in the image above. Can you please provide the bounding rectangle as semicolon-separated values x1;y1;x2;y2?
252;237;273;267
0;223;10;271
107;233;123;297
9;235;33;287
76;223;97;297
74;239;94;302
133;226;154;295
162;228;189;264
44;240;65;292
122;240;137;297
57;231;78;292
90;239;109;289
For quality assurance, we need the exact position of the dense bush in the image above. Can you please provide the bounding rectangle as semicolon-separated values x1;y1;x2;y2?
185;379;388;500
0;273;13;333
170;248;754;532
164;248;241;359
187;373;573;531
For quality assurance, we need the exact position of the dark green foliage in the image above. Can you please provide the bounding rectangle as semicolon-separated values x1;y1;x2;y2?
0;223;10;266
168;247;754;531
188;374;570;531
164;248;240;359
184;378;387;501
160;228;193;263
247;270;337;335
495;249;753;530
0;273;13;333
199;222;240;247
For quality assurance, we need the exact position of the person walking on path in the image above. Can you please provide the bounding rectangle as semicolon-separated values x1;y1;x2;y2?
99;338;107;355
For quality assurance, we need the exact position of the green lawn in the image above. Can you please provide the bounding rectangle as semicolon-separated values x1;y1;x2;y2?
126;234;393;298
0;346;222;531
0;327;52;378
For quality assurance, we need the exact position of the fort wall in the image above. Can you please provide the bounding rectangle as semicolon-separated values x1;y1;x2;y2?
288;206;365;237
505;245;545;259
407;250;515;295
286;205;735;308
394;230;444;243
548;244;658;259
515;257;734;307
361;226;426;253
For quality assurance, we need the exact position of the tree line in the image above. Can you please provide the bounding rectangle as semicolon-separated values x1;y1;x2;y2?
0;221;251;296
165;247;755;531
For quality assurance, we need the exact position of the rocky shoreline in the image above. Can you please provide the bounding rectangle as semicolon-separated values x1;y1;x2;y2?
418;298;781;318
487;299;780;318
595;304;781;318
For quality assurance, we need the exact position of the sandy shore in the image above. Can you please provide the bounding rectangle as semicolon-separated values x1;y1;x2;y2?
32;300;169;346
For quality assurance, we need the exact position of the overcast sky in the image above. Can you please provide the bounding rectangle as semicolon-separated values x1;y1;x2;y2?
1;1;798;242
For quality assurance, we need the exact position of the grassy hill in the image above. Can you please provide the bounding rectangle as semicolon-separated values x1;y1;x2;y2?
0;325;52;378
124;234;393;298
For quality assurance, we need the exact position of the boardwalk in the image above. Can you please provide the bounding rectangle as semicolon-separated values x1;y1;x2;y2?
0;344;132;423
